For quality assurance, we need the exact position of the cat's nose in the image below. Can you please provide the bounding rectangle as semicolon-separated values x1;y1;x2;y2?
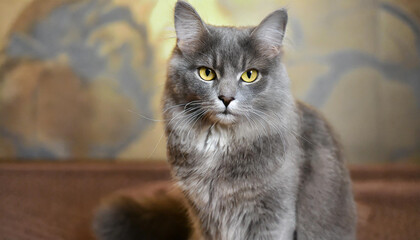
218;95;235;107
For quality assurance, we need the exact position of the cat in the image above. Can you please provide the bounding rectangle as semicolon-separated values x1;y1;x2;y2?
93;1;357;240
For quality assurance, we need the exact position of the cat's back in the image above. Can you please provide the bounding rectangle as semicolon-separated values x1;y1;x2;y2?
295;101;357;240
297;100;342;159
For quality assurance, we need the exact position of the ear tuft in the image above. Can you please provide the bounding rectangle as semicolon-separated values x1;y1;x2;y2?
251;8;288;58
174;1;208;54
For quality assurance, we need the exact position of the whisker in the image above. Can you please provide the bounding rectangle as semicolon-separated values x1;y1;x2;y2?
148;132;165;159
127;109;164;122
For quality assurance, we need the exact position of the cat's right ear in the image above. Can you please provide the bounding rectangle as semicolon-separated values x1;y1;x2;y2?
251;8;288;58
174;1;209;54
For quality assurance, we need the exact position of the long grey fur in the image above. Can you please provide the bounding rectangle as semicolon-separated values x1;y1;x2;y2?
164;1;356;239
93;1;356;240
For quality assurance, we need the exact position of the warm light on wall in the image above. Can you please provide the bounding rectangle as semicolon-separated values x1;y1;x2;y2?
0;0;419;163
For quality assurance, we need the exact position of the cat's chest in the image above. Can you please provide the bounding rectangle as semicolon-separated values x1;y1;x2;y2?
180;127;232;176
168;121;251;159
194;126;231;154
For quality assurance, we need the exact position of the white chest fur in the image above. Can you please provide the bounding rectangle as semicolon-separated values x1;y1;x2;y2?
195;126;230;153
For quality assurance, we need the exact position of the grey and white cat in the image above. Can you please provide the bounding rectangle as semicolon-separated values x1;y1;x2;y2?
94;1;357;240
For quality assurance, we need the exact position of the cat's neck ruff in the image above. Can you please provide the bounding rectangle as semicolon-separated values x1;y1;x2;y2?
167;110;290;151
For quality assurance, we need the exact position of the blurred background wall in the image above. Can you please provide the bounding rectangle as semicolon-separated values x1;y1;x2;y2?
0;0;418;163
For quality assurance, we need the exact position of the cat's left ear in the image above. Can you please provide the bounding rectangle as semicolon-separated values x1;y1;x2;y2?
251;8;288;58
174;1;209;54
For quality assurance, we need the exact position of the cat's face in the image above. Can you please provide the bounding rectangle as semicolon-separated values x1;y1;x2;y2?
166;1;290;127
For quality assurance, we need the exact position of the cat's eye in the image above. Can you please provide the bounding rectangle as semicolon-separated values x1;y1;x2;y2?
241;69;258;83
198;67;216;81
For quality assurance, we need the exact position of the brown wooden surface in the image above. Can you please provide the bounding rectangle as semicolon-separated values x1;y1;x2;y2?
1;162;419;240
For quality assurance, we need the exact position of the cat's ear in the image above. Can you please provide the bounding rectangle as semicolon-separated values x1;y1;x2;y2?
174;1;209;54
251;8;288;58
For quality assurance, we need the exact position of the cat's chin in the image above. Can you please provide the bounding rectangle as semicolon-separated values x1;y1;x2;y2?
213;112;237;125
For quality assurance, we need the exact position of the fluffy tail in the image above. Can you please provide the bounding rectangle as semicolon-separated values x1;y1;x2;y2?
93;190;191;240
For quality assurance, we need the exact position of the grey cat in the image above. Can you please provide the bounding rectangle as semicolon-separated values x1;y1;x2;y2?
93;1;357;240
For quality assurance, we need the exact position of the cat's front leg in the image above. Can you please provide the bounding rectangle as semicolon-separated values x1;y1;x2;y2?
276;218;297;240
244;206;296;240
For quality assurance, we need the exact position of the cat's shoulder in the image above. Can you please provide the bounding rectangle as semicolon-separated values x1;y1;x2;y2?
295;100;340;148
296;100;326;126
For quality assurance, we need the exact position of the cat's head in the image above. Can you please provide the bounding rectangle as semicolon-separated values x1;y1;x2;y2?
165;1;292;127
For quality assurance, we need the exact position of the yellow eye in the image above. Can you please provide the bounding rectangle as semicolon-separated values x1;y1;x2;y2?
198;67;216;81
241;69;258;83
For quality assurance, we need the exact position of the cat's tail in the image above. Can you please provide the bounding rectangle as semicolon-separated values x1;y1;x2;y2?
92;188;191;240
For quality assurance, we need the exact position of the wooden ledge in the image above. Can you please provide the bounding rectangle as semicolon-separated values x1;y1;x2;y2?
0;162;419;240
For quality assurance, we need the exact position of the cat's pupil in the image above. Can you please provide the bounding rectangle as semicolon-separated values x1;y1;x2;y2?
206;69;211;76
247;71;252;78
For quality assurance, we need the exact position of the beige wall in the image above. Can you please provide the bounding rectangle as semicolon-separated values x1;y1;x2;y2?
0;0;419;163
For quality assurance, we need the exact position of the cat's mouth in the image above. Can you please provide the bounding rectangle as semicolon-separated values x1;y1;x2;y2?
219;107;235;116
